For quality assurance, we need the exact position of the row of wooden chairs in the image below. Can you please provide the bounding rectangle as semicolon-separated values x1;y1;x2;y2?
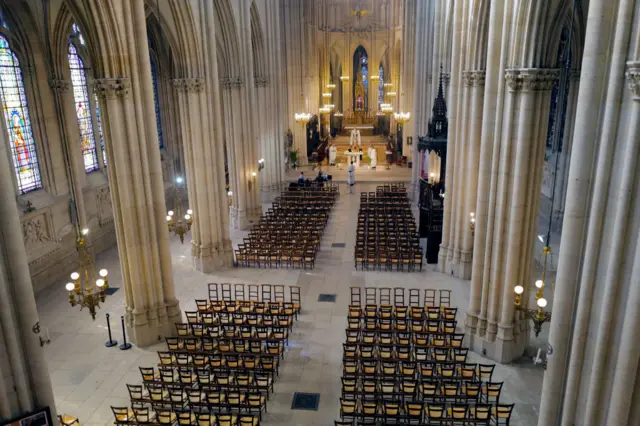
206;283;301;310
354;249;424;271
349;287;451;308
111;406;261;425
336;400;514;425
348;305;458;320
175;323;289;341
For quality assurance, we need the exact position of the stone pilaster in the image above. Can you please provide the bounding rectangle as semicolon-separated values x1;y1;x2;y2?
172;77;232;273
49;78;88;228
0;101;56;420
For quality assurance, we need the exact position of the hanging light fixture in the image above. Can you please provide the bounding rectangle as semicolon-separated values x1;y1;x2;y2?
327;83;336;89
64;228;109;320
322;92;332;98
295;112;312;124
514;245;553;337
166;176;193;243
394;111;411;124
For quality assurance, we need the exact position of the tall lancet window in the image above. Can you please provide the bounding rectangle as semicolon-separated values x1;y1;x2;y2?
68;43;98;172
0;34;42;193
150;56;164;148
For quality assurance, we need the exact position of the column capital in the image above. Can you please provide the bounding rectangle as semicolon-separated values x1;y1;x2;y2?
254;77;269;88
626;61;640;100
221;77;244;89
172;78;205;92
462;70;486;87
505;68;560;92
94;77;131;99
49;79;70;93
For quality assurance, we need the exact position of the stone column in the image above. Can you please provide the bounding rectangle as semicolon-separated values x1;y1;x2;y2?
49;78;88;229
0;104;56;420
466;68;557;363
173;78;233;272
537;0;635;421
467;0;507;338
438;0;465;272
459;70;485;279
222;78;262;230
552;70;580;229
93;0;183;346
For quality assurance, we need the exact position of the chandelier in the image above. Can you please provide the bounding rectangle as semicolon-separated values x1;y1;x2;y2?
326;83;336;89
294;112;311;125
380;103;393;114
166;176;193;244
322;92;332;98
334;111;344;117
514;245;552;336
340;75;350;81
394;112;411;124
64;228;108;320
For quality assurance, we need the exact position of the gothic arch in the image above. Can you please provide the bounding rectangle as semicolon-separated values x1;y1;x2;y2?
508;0;586;68
213;0;241;79
250;1;266;80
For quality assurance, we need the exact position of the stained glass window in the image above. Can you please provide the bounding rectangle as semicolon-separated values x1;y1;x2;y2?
150;56;164;148
0;35;42;193
71;23;85;46
95;93;105;165
68;43;99;172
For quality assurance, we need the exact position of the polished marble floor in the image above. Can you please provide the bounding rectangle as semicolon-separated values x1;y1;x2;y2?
36;183;542;426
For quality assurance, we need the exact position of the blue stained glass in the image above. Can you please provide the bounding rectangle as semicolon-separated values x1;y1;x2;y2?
0;35;42;193
150;57;164;148
68;42;99;172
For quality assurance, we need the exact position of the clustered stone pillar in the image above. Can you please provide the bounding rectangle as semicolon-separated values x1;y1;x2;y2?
467;68;558;363
537;0;640;421
93;0;181;346
222;78;262;230
173;78;232;272
0;107;56;420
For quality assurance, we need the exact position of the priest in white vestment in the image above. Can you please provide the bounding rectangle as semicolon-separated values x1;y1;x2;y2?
368;145;377;169
328;144;337;166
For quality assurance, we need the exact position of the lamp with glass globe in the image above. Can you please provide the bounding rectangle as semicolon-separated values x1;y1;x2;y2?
513;246;553;337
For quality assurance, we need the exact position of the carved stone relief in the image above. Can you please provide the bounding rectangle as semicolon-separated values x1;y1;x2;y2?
96;185;113;227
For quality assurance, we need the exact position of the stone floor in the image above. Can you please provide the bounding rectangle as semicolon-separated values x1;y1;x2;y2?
36;182;542;426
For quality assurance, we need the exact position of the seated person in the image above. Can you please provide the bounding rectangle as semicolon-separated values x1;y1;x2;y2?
297;172;305;184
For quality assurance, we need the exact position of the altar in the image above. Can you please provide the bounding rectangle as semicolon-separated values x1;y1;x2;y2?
344;151;361;168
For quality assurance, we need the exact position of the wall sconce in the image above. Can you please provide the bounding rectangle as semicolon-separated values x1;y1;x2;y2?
227;190;232;207
326;83;336;89
258;158;265;172
248;172;257;191
469;212;476;234
340;75;350;81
